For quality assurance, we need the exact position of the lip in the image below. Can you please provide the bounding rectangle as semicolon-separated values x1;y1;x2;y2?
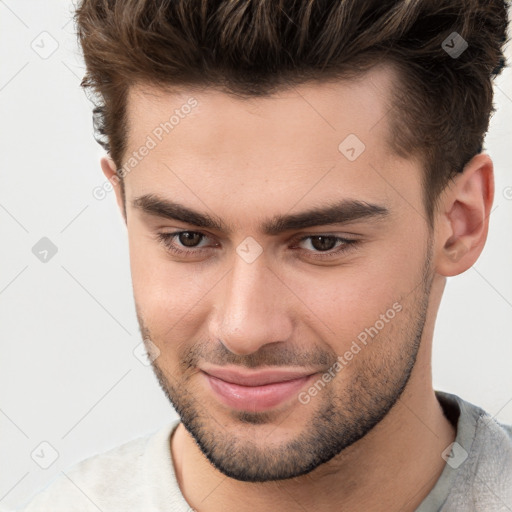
200;367;318;412
201;366;316;386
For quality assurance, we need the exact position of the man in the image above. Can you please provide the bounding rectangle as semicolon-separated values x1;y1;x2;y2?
16;0;511;511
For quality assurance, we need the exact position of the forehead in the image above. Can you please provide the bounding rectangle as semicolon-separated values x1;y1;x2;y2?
124;63;398;161
120;64;421;224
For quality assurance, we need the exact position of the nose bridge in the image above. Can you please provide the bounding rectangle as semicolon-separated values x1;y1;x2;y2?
214;252;292;355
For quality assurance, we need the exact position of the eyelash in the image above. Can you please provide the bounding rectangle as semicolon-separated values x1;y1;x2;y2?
155;231;359;260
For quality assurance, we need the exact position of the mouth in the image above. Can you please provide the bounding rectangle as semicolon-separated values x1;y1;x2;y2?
200;366;319;412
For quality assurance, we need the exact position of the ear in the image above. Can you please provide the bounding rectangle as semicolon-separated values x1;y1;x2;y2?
100;155;126;224
434;153;494;277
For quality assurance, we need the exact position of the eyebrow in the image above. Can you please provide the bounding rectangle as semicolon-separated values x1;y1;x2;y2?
132;193;389;236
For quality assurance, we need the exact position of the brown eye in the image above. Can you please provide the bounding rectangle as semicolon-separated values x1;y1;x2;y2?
156;231;211;256
293;235;359;260
177;231;204;247
308;236;338;252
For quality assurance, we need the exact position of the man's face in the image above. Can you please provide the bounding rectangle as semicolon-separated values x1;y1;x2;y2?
119;65;435;481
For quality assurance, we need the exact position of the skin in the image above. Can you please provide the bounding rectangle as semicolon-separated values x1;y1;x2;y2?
101;63;494;511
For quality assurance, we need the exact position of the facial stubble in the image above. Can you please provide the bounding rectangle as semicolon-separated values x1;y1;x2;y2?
138;244;434;482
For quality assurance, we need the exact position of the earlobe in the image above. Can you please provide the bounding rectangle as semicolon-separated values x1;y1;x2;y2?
100;155;126;224
435;153;494;277
100;154;117;181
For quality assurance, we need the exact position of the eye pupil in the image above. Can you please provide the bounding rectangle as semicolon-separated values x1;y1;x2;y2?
311;236;337;252
179;232;202;247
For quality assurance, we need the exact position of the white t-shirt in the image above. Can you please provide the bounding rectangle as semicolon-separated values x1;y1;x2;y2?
13;391;512;511
14;419;190;512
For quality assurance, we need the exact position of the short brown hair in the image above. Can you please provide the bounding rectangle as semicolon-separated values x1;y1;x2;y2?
75;0;509;224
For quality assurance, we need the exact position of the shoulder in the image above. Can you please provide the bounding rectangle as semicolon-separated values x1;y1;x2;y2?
14;423;176;512
442;392;512;509
471;412;512;477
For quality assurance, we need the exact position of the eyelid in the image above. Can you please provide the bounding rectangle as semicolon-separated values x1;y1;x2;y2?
161;230;213;248
290;232;359;244
158;230;359;245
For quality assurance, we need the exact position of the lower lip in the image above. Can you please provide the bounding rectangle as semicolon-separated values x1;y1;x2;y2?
202;372;315;412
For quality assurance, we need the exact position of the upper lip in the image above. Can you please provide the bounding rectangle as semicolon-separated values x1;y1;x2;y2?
201;366;317;386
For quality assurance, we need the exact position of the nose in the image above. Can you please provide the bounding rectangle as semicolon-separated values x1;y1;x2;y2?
210;251;294;356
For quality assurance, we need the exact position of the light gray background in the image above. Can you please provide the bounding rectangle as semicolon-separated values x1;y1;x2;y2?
1;1;511;509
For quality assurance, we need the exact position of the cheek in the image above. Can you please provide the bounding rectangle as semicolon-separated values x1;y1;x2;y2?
128;231;222;338
284;240;424;344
